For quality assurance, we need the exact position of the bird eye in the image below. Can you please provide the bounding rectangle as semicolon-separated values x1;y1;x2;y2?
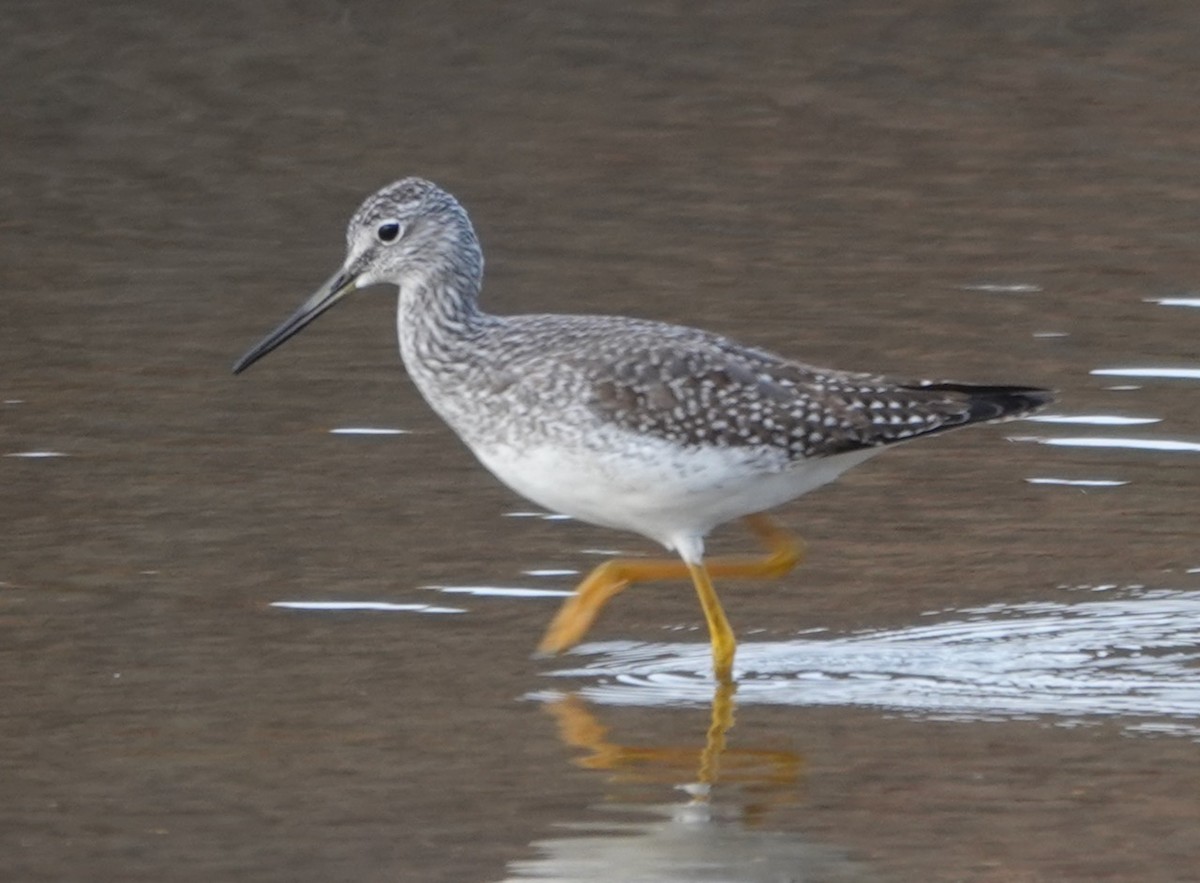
376;220;403;243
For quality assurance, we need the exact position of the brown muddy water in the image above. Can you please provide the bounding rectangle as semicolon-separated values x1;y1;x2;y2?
5;2;1200;881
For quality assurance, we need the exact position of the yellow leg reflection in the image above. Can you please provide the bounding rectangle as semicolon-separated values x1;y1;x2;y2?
537;514;805;679
544;684;802;815
697;680;737;789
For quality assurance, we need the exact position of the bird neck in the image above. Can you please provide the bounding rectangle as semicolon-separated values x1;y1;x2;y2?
395;263;494;369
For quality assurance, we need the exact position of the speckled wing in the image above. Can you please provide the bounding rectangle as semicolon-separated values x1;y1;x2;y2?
582;326;1051;461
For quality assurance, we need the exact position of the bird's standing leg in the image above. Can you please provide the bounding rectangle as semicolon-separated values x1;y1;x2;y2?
686;558;736;682
537;513;804;678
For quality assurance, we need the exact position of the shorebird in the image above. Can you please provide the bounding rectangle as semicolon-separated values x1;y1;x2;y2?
233;177;1051;682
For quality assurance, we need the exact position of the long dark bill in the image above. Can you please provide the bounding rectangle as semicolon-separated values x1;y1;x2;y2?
232;270;358;374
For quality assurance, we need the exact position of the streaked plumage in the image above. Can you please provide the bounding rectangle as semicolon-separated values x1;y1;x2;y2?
233;177;1052;680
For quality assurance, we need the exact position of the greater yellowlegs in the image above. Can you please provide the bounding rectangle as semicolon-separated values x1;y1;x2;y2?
233;177;1051;682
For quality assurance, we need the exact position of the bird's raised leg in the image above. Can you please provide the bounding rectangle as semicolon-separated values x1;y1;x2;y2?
537;513;805;676
708;513;805;580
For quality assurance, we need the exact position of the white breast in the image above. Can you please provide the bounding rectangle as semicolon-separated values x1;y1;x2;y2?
468;433;882;553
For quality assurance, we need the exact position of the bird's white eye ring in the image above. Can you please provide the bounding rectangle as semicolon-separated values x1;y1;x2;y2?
376;220;404;243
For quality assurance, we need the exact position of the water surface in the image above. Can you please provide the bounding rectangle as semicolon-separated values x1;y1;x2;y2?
5;2;1200;880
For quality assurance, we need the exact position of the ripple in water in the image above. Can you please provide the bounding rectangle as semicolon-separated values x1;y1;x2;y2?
538;589;1200;738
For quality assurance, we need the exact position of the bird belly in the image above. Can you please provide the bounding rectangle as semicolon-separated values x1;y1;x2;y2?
468;435;882;550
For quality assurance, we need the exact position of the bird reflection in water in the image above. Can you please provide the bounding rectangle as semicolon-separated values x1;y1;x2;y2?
502;685;872;882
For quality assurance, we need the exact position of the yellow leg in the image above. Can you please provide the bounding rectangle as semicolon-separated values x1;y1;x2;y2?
537;513;805;674
686;560;736;681
709;513;805;580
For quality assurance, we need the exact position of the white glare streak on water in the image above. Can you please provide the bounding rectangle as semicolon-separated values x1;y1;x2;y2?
329;427;410;435
537;589;1200;738
271;600;465;613
1011;436;1200;453
428;585;574;598
1147;297;1200;308
1091;367;1200;380
959;283;1043;293
1025;415;1160;425
1025;478;1128;487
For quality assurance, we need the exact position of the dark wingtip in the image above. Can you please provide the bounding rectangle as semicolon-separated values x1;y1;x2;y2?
919;383;1056;423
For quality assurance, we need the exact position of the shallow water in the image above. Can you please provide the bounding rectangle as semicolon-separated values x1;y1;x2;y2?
6;2;1200;880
